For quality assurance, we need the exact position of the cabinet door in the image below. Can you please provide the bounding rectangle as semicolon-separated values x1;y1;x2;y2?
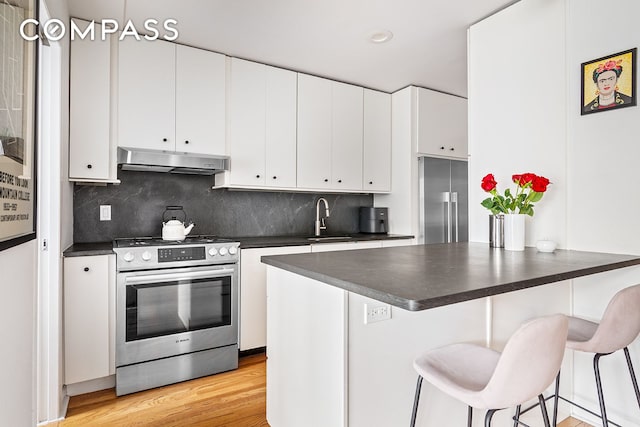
363;89;391;192
64;255;112;384
265;66;297;188
228;58;266;186
415;88;468;159
69;19;111;180
118;38;175;151
311;241;382;252
176;45;226;155
332;82;363;191
297;74;332;189
240;245;311;350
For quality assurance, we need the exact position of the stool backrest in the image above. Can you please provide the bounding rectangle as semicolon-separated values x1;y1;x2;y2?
481;314;568;409
588;283;640;354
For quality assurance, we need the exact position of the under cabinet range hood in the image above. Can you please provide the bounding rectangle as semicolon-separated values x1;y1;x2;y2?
117;147;229;175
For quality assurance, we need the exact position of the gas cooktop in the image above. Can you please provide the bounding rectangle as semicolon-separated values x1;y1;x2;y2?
114;235;235;248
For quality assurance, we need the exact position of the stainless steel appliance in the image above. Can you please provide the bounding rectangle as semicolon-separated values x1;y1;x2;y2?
419;157;468;244
117;146;229;175
359;207;388;234
113;236;240;396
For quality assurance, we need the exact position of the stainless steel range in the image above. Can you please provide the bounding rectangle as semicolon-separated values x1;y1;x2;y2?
113;236;240;396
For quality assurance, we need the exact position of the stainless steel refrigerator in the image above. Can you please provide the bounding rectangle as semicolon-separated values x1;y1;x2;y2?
419;156;468;244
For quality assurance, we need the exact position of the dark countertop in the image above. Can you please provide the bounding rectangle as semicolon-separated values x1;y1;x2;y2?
261;242;640;311
63;242;114;257
62;234;414;256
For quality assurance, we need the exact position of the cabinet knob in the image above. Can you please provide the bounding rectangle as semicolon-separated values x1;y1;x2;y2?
337;179;342;183
450;147;455;151
273;176;277;180
185;140;190;144
256;175;261;179
440;146;445;150
324;178;329;183
87;164;92;169
369;181;373;185
163;138;168;142
83;267;90;272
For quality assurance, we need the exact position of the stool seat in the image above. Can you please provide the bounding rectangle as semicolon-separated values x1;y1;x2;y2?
410;314;568;427
566;317;599;352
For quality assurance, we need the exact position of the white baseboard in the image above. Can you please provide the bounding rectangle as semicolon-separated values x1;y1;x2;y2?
65;375;115;397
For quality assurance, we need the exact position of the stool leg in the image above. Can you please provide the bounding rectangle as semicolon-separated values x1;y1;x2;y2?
539;394;551;427
484;409;497;427
410;376;423;427
594;353;609;427
623;347;640;410
513;405;521;427
552;371;560;427
468;406;473;427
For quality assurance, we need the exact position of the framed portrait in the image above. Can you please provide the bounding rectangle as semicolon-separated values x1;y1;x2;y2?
0;0;38;251
581;48;637;115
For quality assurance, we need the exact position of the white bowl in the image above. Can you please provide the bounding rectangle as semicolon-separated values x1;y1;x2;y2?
536;240;557;253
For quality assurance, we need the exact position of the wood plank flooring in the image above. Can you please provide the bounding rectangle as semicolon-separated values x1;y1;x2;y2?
49;352;591;427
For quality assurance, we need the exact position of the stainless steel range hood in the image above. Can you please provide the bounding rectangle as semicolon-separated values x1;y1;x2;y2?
117;147;229;176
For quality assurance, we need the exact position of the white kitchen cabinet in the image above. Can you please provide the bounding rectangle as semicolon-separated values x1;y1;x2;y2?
380;238;416;247
297;74;365;192
331;81;363;191
118;39;225;155
363;89;391;192
223;58;297;188
297;74;333;190
239;245;310;350
415;87;468;159
118;37;176;152
64;255;115;385
69;19;118;183
311;240;382;252
175;45;226;155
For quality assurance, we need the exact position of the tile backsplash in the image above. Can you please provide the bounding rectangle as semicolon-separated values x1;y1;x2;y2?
73;171;373;242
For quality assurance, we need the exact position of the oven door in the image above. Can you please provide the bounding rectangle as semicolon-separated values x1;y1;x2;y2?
116;264;238;367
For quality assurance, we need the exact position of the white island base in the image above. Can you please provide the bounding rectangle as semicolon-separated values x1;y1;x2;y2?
265;267;575;427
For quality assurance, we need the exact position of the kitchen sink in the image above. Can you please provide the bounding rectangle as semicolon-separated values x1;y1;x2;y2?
306;236;353;242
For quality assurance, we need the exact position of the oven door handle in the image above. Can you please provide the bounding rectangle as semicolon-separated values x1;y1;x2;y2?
124;268;235;285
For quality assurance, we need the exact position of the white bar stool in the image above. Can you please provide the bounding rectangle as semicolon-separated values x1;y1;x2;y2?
552;284;640;427
410;314;568;427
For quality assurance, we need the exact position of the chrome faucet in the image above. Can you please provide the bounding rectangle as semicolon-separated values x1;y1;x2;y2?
315;197;330;236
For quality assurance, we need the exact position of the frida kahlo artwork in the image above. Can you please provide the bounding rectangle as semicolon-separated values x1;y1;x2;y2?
581;48;637;115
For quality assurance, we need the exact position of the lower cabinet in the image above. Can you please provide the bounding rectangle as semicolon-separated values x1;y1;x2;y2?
239;246;311;351
64;255;115;385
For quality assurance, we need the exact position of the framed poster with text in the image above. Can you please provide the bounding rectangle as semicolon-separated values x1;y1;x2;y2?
0;0;38;251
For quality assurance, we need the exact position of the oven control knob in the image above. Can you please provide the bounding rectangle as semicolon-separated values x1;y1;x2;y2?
141;251;152;261
208;248;218;257
219;247;229;256
229;246;238;255
123;252;134;262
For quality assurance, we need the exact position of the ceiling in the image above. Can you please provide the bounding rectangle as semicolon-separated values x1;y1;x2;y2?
67;0;515;97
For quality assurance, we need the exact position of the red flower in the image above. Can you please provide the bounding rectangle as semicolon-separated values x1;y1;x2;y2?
531;175;550;192
597;60;622;74
512;173;536;187
481;174;497;192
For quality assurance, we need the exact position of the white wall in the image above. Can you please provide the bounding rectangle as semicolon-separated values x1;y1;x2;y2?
469;0;640;424
468;0;567;247
0;241;37;427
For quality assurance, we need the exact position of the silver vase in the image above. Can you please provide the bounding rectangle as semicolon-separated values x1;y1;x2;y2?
489;215;504;248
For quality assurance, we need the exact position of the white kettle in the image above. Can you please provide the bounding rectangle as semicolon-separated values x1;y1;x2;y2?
162;206;195;241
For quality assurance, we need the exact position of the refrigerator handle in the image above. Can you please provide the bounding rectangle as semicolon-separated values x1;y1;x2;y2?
451;192;459;242
443;192;451;243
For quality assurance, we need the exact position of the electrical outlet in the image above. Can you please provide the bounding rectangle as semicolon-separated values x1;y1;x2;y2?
364;303;392;324
100;205;111;221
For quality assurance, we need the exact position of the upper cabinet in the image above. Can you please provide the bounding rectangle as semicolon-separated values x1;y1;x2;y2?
118;39;225;155
218;58;297;188
414;87;468;159
363;89;391;192
69;19;119;183
297;75;364;192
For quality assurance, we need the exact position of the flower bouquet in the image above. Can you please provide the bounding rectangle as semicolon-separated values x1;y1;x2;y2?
480;173;550;216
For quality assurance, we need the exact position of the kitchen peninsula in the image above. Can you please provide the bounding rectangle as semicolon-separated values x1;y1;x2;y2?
262;243;640;427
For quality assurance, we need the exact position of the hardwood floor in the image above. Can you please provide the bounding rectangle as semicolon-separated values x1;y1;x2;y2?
49;352;591;426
